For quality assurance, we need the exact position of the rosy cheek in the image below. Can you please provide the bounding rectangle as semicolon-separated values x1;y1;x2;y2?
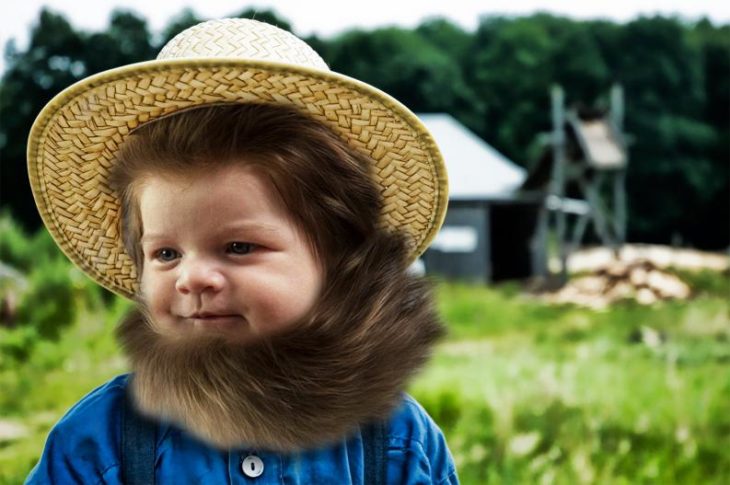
140;273;169;313
272;288;316;330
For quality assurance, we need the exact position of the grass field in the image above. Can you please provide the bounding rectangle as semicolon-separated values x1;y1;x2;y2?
1;268;728;484
414;273;730;484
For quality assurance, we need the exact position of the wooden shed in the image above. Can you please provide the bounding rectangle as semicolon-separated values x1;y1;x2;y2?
417;113;558;283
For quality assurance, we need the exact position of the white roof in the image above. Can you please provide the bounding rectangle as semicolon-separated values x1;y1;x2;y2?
417;113;526;200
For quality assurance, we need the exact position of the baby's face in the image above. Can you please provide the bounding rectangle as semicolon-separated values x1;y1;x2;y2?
137;164;322;343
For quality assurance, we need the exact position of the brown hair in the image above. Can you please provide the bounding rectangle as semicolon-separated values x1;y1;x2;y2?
109;103;383;281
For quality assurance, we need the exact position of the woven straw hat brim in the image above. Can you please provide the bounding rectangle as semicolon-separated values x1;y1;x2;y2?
28;57;448;299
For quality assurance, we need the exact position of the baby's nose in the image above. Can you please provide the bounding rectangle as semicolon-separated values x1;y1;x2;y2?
175;258;225;294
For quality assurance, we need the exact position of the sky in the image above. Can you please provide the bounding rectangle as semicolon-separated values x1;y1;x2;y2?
1;0;728;74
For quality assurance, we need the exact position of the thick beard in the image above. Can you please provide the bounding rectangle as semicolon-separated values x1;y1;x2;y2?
115;231;445;452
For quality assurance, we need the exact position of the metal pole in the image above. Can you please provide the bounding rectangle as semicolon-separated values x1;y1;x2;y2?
611;84;628;252
613;170;627;246
550;85;568;284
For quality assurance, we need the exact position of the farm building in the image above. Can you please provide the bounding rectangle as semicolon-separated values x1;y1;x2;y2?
419;91;626;284
418;113;550;283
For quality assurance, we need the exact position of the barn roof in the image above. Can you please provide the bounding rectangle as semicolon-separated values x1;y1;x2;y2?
418;113;526;200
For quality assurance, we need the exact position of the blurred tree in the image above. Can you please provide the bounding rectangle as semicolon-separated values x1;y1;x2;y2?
0;10;727;249
84;10;154;73
610;17;721;245
687;19;730;249
416;17;473;61
326;26;483;130
551;24;608;103
415;18;486;133
467;14;610;164
468;15;558;163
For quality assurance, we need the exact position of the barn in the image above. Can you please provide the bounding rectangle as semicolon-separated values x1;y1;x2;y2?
418;113;545;283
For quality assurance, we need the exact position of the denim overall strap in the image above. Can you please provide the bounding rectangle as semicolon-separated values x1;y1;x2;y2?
363;421;388;485
121;388;157;485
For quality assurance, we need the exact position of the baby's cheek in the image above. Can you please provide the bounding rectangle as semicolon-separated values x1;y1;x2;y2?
140;273;171;314
255;283;311;331
289;281;320;324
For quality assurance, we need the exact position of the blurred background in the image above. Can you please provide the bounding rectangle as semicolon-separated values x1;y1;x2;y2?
0;1;728;484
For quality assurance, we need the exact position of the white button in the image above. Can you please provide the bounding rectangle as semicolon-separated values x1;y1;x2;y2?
242;454;264;478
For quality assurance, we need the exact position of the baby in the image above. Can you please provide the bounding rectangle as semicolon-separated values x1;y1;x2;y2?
26;20;457;484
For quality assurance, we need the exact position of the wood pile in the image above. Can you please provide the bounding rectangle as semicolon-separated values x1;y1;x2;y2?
540;260;691;309
551;244;729;273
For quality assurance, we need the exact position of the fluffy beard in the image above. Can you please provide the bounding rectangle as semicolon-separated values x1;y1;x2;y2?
116;231;445;452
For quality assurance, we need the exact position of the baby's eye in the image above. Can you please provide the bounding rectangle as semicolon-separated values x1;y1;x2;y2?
227;242;255;255
154;248;179;262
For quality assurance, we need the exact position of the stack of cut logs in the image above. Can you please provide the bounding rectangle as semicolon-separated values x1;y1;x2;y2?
541;260;691;309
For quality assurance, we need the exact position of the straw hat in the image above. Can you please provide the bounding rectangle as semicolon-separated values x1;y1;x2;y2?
27;18;448;299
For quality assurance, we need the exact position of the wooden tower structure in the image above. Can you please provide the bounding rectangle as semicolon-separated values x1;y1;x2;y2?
525;85;630;282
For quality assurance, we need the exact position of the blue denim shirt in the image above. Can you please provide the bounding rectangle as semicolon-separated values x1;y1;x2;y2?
26;374;458;484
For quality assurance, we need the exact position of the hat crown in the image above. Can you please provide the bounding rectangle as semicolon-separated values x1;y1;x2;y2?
157;18;329;71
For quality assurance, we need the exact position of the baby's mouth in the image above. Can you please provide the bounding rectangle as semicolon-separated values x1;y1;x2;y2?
187;313;244;330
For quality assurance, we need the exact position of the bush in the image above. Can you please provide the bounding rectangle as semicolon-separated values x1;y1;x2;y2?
0;326;38;364
0;211;61;272
16;258;78;341
1;212;107;360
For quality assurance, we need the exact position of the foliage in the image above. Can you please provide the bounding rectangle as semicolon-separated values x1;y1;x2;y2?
15;258;78;340
0;296;131;484
0;221;128;484
0;211;64;273
325;26;484;129
411;278;730;484
0;213;106;360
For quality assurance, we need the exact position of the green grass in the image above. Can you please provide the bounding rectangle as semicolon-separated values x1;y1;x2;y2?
411;274;730;484
1;270;728;484
0;298;132;484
